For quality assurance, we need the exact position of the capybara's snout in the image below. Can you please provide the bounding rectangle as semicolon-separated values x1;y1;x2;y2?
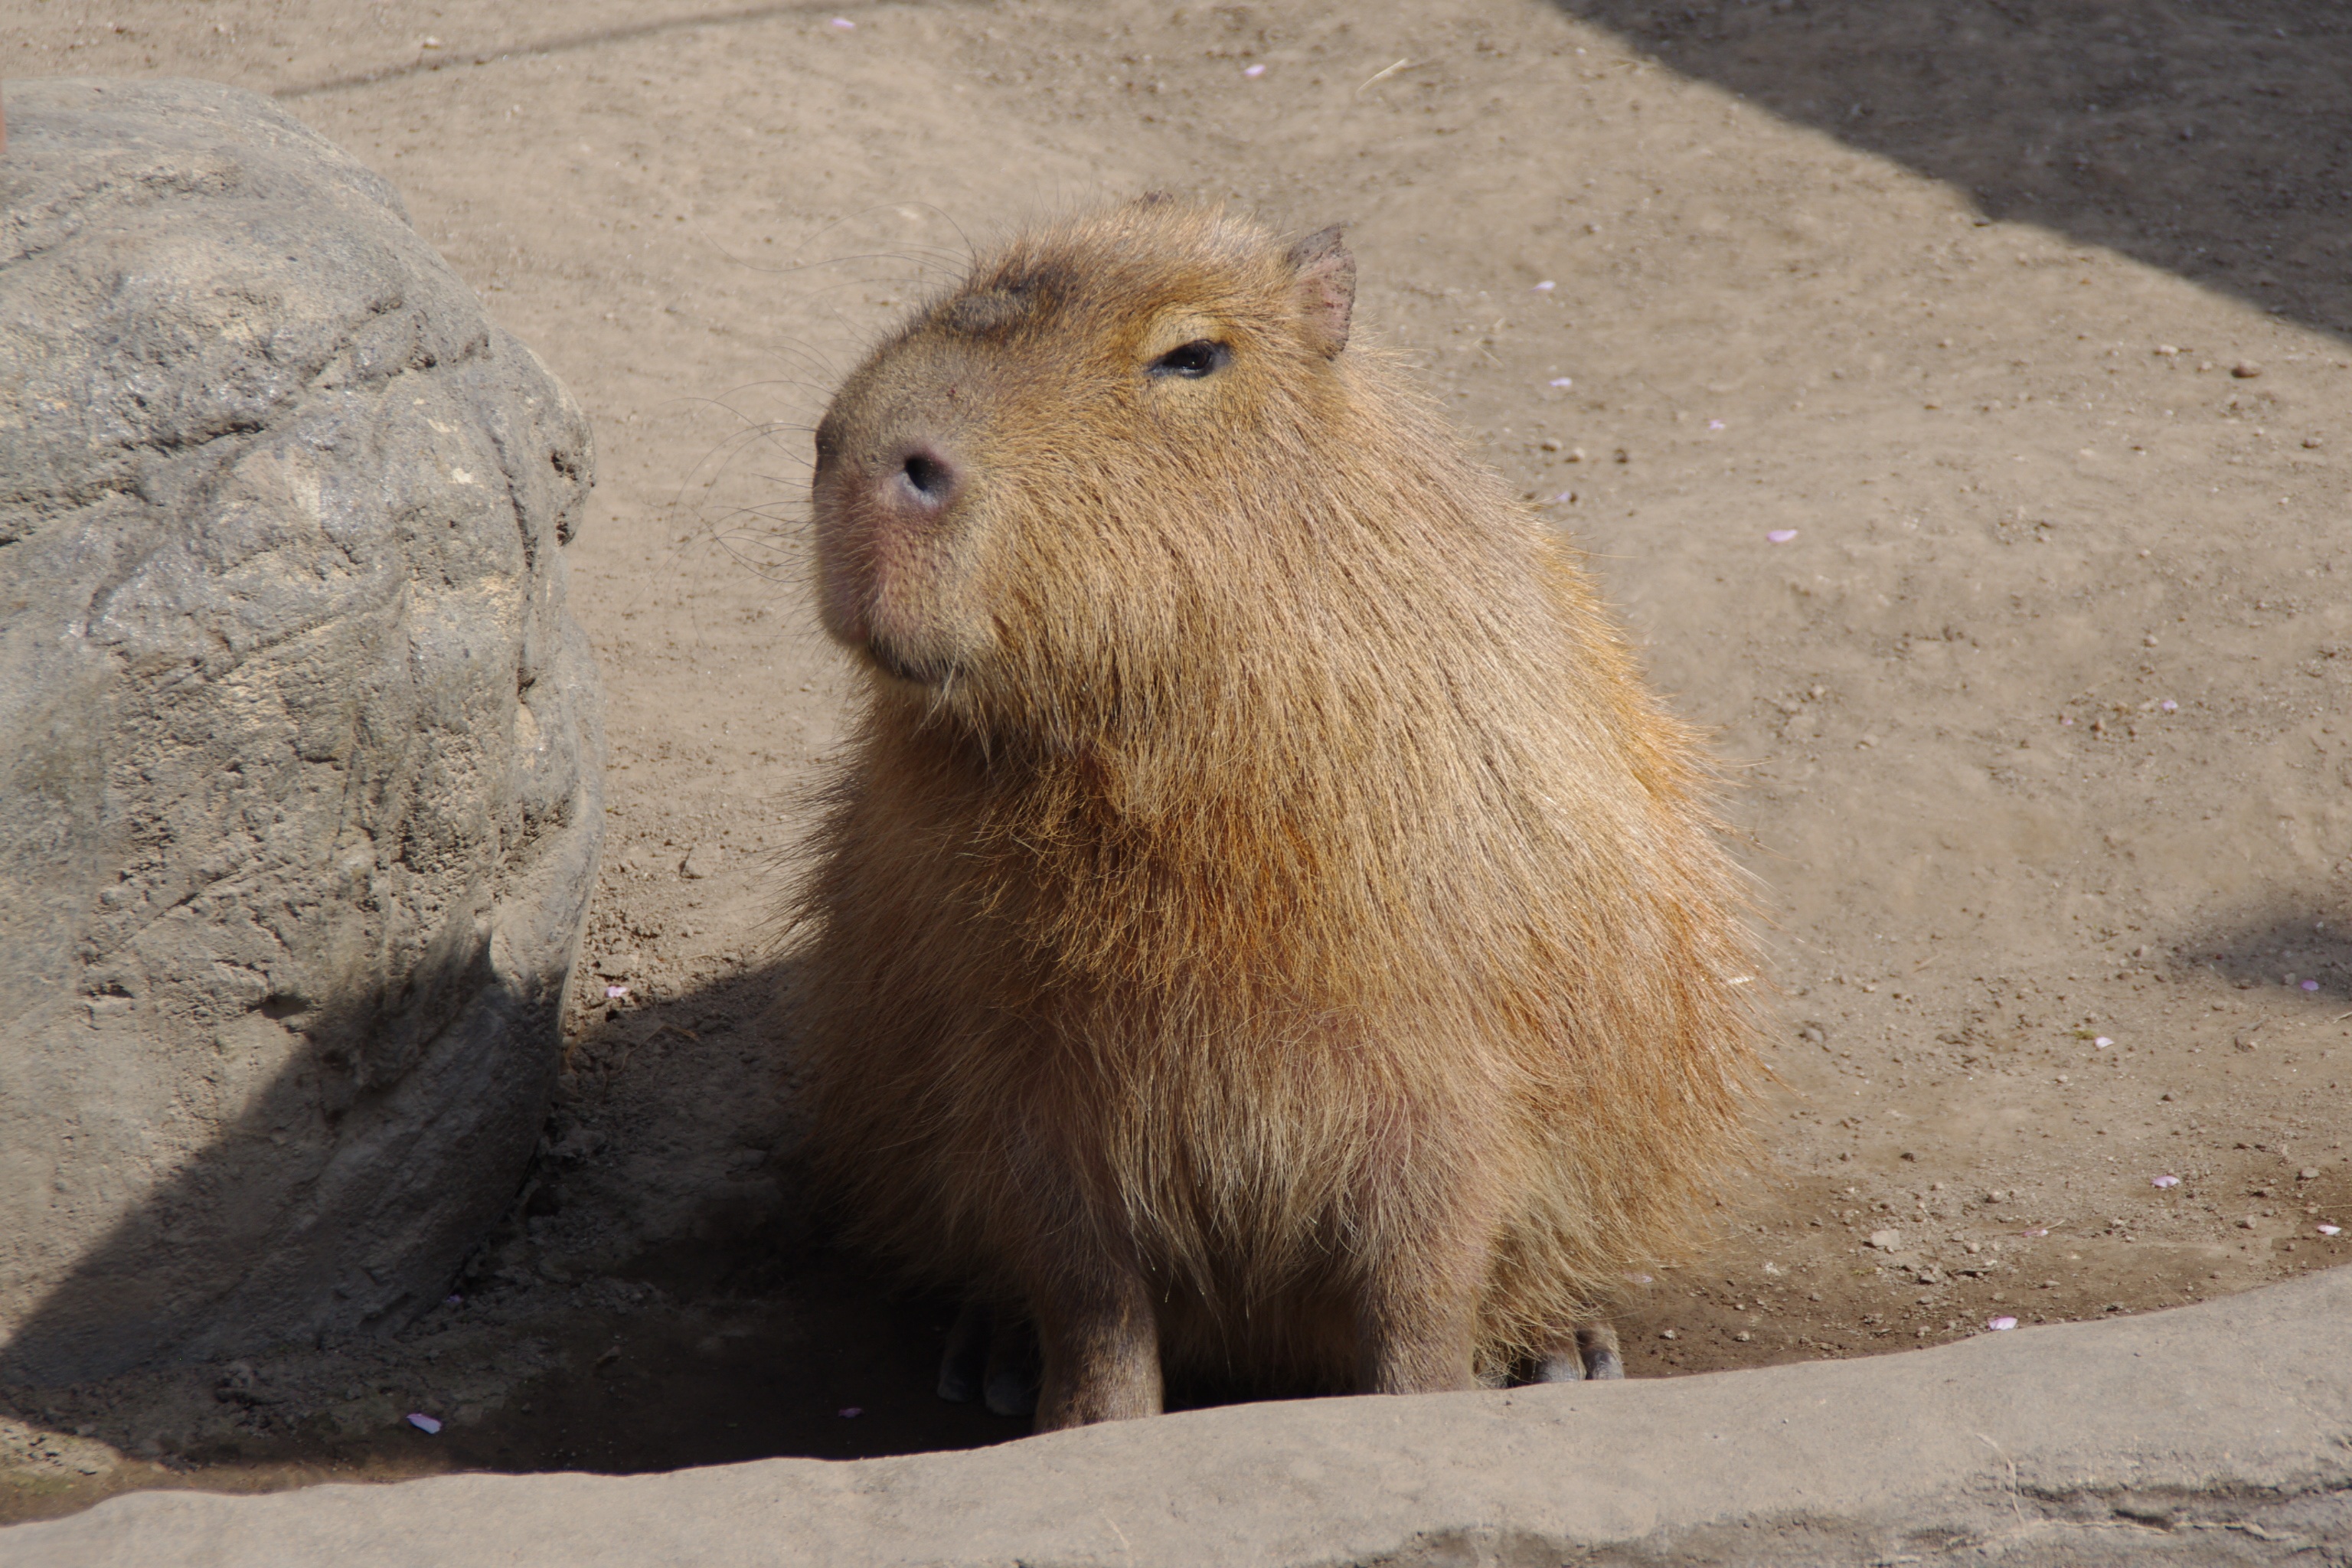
812;403;982;681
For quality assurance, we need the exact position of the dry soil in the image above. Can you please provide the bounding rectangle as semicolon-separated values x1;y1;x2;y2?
3;0;2348;1527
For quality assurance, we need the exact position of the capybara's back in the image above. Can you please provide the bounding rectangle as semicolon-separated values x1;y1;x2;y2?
794;198;1760;1429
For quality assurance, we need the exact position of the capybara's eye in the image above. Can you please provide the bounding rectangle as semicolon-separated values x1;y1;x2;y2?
1148;340;1230;379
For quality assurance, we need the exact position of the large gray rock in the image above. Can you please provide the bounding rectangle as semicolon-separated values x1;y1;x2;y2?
4;1268;2347;1565
0;77;603;1383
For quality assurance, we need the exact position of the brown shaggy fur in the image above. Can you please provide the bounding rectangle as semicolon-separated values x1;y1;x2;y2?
792;198;1762;1429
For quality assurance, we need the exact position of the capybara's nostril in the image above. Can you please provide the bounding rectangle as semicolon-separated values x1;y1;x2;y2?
895;447;959;509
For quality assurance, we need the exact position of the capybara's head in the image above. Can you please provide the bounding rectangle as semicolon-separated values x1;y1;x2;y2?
810;199;1363;735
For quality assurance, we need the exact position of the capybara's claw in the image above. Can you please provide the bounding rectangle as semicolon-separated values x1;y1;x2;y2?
982;1311;1040;1418
936;1300;991;1403
1528;1322;1625;1383
1576;1323;1625;1380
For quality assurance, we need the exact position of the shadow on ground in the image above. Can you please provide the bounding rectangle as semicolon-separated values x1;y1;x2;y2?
2177;906;2352;1001
1553;0;2352;341
0;957;1028;1527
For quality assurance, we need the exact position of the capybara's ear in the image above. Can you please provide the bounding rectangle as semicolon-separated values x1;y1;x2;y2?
1286;224;1354;358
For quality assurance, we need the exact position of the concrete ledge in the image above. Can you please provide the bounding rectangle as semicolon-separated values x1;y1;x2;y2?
8;1268;2348;1566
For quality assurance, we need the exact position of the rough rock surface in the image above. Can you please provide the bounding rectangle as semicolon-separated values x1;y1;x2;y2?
5;1267;2346;1566
0;77;602;1384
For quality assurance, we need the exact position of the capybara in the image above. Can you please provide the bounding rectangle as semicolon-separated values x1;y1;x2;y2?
792;197;1761;1430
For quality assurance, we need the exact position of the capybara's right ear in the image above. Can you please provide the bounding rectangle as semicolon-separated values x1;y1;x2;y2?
1286;224;1354;358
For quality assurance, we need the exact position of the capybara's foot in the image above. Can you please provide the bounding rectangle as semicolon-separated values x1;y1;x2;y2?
1528;1322;1625;1383
936;1302;1040;1416
936;1300;990;1403
983;1310;1041;1418
1031;1274;1163;1429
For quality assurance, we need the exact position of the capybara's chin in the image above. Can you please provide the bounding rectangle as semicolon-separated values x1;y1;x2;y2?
858;630;958;689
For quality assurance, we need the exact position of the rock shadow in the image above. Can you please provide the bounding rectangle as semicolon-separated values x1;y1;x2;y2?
1551;0;2352;340
0;933;562;1390
0;952;1034;1507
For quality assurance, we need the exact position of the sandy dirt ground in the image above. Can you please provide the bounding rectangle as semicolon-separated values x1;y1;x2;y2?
4;0;2349;1524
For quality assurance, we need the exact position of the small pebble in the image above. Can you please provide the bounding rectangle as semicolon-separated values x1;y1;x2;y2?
2238;1217;2257;1229
1867;1228;1902;1251
1659;1328;1678;1340
2301;1168;2321;1181
2231;361;2262;378
2153;344;2178;357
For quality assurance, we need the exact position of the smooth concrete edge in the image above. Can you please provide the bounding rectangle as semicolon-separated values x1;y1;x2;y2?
8;1268;2349;1567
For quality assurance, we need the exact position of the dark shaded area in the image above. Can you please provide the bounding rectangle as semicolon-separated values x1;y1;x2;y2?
0;949;563;1390
272;1253;1018;1475
1552;0;2352;340
2184;909;2352;1000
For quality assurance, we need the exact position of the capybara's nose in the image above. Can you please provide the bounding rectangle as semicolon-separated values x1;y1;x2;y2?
884;443;962;518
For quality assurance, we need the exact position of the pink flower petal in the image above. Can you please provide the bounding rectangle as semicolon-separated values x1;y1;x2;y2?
2160;700;2177;712
2319;1224;2342;1236
1707;419;1726;430
2151;1175;2180;1188
838;1406;864;1418
1548;377;1573;389
1531;280;1556;292
830;16;854;28
2094;1036;2113;1047
407;1413;443;1434
1987;1316;2017;1331
605;985;629;999
1243;63;1266;77
1766;529;1798;544
2301;979;2321;991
